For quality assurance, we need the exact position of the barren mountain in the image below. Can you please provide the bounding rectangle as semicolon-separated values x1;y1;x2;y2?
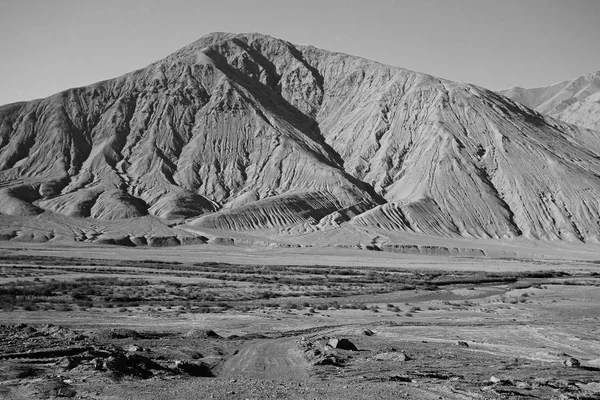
500;70;600;131
2;32;600;244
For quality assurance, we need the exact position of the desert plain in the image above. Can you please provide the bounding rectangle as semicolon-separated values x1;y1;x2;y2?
0;239;599;400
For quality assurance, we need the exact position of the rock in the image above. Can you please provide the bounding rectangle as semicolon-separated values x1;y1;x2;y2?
457;341;469;347
361;329;374;336
313;355;342;366
184;329;221;339
33;378;76;398
388;375;412;382
104;355;129;374
327;338;358;351
127;344;144;353
174;360;213;377
182;350;203;360
58;356;79;370
93;358;104;370
563;357;580;367
374;351;411;362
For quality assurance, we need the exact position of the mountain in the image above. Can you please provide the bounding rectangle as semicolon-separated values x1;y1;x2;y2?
2;32;600;245
500;71;600;131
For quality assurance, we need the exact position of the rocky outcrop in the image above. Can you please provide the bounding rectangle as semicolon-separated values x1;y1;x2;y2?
2;32;600;242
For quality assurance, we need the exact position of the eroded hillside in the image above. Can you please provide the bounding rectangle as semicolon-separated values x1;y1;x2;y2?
2;32;600;243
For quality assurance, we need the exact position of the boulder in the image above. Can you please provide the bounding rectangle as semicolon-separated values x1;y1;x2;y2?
327;338;358;351
563;357;580;367
127;344;144;353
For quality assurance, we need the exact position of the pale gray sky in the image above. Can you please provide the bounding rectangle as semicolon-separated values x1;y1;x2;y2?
1;0;599;106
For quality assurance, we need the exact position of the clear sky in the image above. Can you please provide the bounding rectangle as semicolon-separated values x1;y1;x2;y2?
1;0;599;106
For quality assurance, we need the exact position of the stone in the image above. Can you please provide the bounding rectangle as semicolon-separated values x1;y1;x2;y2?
127;344;144;353
327;338;358;351
174;360;213;377
563;357;580;368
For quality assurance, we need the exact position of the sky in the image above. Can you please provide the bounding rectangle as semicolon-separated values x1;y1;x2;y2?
1;0;600;106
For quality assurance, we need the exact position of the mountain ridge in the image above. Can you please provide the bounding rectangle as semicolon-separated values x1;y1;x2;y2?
500;70;600;131
2;32;600;245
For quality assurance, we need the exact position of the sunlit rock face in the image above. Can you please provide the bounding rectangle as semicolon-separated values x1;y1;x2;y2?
2;32;600;242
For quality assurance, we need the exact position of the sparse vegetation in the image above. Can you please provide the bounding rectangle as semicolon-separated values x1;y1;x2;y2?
0;254;596;314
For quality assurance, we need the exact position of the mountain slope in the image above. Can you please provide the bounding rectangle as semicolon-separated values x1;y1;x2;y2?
500;71;600;131
2;32;600;243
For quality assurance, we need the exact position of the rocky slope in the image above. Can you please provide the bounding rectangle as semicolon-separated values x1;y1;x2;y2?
2;32;600;243
500;71;600;131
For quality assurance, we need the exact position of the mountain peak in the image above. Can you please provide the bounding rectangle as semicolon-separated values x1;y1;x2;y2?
501;69;600;131
2;34;600;245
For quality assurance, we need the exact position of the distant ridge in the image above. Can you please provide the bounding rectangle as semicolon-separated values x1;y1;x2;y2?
500;70;600;131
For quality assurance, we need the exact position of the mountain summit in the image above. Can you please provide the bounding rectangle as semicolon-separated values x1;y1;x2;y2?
2;32;600;244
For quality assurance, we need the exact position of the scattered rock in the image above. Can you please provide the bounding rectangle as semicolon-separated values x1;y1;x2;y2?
312;354;343;366
58;356;79;370
374;351;411;362
327;338;358;351
93;358;103;370
563;357;580;368
184;329;221;339
388;375;412;382
490;376;513;386
174;360;213;377
102;352;161;378
127;344;144;353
